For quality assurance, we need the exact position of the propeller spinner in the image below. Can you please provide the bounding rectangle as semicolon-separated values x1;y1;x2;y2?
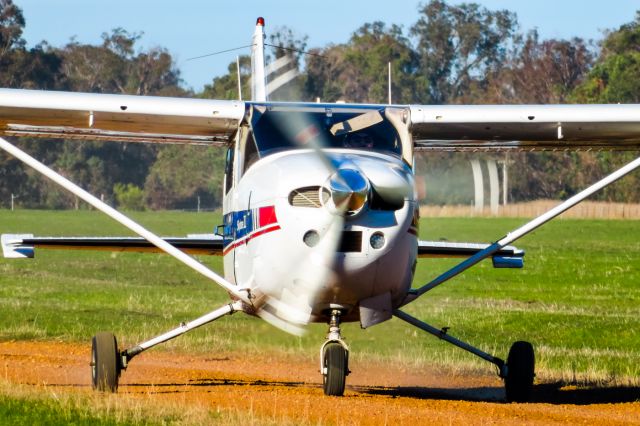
326;168;370;215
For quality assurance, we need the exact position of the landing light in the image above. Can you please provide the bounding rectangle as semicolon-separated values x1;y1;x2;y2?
303;230;320;247
370;232;385;249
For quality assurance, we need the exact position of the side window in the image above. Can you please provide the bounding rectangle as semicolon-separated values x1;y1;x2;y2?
224;145;234;194
242;131;259;175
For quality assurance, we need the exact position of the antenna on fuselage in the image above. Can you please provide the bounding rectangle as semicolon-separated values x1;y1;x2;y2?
251;17;267;101
236;55;243;101
388;61;392;105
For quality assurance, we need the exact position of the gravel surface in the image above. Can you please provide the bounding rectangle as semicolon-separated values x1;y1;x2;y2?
1;340;639;425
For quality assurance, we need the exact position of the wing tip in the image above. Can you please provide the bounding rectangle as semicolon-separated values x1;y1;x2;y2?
1;234;35;259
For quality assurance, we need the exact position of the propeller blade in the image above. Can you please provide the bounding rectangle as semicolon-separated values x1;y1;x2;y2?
352;157;413;209
246;110;346;335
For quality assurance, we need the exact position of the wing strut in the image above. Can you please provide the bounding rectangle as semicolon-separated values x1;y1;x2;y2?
0;137;251;305
403;154;640;305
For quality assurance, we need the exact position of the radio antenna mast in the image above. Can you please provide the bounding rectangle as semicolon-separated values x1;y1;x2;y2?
387;62;392;104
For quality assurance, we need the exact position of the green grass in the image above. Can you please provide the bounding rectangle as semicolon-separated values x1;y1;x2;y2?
407;217;640;384
1;209;640;389
0;393;129;426
0;380;287;425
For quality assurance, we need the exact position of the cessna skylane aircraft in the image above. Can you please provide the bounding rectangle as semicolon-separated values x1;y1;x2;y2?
2;18;640;402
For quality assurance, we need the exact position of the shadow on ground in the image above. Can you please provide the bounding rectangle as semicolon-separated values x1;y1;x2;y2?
355;382;640;405
116;377;640;405
531;382;640;405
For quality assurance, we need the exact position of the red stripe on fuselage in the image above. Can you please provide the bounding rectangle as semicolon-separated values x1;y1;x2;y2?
222;224;281;256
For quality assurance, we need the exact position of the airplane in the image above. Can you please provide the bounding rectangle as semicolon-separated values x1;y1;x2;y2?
1;17;640;402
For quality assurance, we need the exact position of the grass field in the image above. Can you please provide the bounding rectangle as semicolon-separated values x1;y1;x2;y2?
1;209;639;422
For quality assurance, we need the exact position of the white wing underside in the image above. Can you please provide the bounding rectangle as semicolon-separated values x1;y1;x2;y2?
1;88;640;150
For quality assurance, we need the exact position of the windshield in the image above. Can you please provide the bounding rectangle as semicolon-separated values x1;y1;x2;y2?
250;108;402;157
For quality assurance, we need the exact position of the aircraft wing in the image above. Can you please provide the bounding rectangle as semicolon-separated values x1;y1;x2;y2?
1;234;223;258
418;240;524;268
410;104;640;151
0;88;245;145
2;233;523;267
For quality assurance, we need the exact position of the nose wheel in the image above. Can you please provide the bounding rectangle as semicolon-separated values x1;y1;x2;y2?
320;309;350;396
322;342;348;396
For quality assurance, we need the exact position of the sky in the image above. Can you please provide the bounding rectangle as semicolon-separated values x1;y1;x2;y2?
15;0;640;92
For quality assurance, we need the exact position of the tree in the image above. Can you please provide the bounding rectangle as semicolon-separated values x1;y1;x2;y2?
58;36;129;93
129;47;183;96
0;1;61;90
50;29;188;208
114;183;145;211
566;11;640;202
201;55;251;100
0;0;24;60
0;148;28;208
485;32;593;104
58;29;185;96
572;11;640;103
144;145;225;210
304;22;419;103
410;0;518;104
52;141;147;202
303;44;349;102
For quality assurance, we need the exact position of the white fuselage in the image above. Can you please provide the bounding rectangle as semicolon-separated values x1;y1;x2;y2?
222;148;417;322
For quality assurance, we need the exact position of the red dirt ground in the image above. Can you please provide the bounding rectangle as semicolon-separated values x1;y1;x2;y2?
1;340;640;425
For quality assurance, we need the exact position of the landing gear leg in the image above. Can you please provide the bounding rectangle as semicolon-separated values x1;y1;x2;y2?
90;301;242;393
394;309;536;402
320;310;349;396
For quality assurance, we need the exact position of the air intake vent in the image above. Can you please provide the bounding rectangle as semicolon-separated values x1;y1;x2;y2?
289;186;329;208
338;231;362;252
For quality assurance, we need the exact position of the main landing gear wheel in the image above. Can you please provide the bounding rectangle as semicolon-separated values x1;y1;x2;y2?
91;332;120;392
323;342;348;396
504;340;535;402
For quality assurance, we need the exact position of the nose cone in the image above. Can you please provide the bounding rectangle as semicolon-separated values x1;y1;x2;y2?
328;168;370;214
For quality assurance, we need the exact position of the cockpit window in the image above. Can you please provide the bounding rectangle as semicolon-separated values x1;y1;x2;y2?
249;109;402;158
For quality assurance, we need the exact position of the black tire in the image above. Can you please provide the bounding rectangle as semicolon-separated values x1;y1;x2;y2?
322;343;347;396
91;332;120;392
504;340;535;403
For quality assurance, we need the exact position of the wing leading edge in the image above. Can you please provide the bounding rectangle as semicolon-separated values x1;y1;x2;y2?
0;88;245;145
2;89;639;151
2;234;522;268
1;234;223;258
410;104;640;151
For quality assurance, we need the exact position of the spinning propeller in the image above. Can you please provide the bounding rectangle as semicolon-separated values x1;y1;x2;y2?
245;107;413;335
243;110;347;335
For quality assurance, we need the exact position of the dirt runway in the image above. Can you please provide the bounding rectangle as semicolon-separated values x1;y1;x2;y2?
1;340;639;425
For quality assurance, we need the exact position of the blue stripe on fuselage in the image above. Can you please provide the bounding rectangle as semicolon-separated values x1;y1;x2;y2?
222;209;254;248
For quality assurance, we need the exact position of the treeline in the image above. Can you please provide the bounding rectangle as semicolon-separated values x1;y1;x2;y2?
1;0;639;209
0;0;224;210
